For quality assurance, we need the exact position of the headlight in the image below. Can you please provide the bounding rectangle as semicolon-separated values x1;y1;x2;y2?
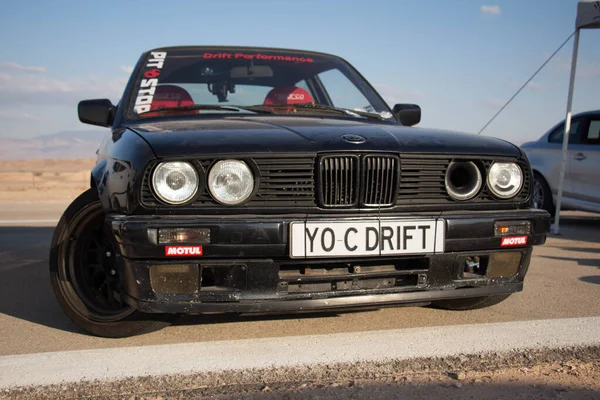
487;162;523;199
208;160;254;205
152;162;199;204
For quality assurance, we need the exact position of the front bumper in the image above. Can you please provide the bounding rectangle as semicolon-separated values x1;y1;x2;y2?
108;209;550;314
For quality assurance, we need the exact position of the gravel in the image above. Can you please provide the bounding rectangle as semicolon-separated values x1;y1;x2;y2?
4;345;600;400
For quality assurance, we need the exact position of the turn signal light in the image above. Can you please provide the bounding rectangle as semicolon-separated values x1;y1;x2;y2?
494;221;531;236
148;228;211;244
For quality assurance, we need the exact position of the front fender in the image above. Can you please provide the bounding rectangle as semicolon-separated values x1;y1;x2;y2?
91;128;156;214
522;149;560;194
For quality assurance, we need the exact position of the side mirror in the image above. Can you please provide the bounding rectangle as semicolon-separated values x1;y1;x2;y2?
393;104;421;127
78;99;115;127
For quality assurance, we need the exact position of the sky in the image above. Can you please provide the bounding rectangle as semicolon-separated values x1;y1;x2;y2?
0;0;599;145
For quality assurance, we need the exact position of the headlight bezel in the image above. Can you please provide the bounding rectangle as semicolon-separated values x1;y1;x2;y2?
150;161;203;206
207;159;258;206
486;161;524;200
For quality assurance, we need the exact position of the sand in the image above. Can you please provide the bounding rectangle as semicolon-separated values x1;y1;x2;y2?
0;159;96;202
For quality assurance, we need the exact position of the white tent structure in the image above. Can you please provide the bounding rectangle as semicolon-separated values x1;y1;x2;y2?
554;0;600;234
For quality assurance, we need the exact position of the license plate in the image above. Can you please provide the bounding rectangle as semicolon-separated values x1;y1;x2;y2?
290;219;445;258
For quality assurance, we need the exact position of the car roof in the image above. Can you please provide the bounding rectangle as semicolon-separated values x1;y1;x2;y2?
545;109;600;133
531;109;600;143
146;45;346;61
572;109;600;118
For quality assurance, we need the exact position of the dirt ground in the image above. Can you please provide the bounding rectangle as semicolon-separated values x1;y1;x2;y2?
0;159;95;201
208;361;600;400
6;347;600;399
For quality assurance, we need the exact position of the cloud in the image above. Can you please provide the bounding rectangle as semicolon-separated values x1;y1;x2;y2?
0;72;127;105
481;5;501;15
120;65;134;74
0;61;46;73
373;84;424;105
0;109;42;121
577;63;600;79
0;61;130;106
507;81;547;91
484;98;505;108
552;56;600;79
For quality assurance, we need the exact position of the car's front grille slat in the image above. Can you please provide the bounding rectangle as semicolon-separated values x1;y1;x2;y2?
318;154;398;207
362;155;399;206
318;155;359;207
369;157;376;204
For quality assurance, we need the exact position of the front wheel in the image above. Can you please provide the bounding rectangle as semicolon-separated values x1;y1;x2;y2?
532;173;555;216
433;294;511;310
50;189;176;338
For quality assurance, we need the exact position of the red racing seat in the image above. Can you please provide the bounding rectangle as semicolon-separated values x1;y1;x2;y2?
263;86;313;113
143;85;196;117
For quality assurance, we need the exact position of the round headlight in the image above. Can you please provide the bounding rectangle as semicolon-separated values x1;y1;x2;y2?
152;161;199;204
444;161;483;201
487;162;523;199
208;160;254;205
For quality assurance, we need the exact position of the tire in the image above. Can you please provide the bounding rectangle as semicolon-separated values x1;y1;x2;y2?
532;172;555;216
433;294;511;311
50;189;177;338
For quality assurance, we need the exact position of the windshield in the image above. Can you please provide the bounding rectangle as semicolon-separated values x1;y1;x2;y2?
126;48;394;121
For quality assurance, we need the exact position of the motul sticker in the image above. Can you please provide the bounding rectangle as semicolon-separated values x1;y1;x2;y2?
500;236;528;247
165;246;203;256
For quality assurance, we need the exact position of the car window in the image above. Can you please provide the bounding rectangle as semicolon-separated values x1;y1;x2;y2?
127;49;393;120
317;69;376;113
178;84;273;106
548;119;581;144
295;79;312;93
584;120;600;145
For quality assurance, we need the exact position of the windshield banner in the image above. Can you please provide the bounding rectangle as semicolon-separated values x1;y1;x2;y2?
134;51;167;114
202;52;314;63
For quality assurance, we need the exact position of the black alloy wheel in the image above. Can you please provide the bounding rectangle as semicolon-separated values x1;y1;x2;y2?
50;189;176;337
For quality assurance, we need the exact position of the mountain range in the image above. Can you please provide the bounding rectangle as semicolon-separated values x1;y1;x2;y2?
1;130;108;160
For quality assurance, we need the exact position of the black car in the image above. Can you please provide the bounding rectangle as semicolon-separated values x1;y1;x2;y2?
50;46;551;337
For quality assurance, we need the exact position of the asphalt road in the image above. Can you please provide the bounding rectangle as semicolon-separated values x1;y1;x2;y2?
1;203;599;356
0;201;66;226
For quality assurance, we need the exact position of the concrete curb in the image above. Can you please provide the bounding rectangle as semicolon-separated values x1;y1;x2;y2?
2;317;600;389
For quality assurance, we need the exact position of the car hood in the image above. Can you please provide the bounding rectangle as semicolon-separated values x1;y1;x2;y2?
127;116;521;158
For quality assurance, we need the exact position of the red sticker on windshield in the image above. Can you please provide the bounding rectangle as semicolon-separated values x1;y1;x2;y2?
202;52;314;63
144;68;161;79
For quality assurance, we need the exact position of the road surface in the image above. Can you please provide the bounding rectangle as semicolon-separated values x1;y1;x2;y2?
1;202;599;356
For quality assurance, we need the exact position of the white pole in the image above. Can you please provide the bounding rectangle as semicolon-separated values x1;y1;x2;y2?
553;29;580;235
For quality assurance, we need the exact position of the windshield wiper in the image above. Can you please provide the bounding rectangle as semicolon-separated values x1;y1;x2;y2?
245;103;385;120
141;104;276;114
142;103;384;120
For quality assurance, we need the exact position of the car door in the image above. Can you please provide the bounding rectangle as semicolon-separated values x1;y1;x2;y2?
569;115;600;207
536;117;583;199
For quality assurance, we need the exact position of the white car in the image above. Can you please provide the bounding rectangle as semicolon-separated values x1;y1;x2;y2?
520;110;600;215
